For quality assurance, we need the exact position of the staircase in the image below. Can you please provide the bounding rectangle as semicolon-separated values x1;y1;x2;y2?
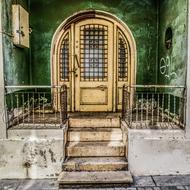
58;114;133;188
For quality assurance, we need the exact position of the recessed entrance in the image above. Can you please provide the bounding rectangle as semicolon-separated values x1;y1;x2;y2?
51;10;136;112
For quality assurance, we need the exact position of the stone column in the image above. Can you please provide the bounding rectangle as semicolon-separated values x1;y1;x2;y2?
0;0;7;139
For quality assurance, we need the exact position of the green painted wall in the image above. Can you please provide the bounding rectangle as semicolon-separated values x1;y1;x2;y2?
2;0;188;87
30;0;158;85
2;0;30;86
158;0;188;86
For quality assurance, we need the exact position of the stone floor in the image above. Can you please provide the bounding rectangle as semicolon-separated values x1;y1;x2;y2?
1;175;190;190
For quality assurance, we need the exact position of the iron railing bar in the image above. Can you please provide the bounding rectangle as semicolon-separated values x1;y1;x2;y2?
128;85;185;88
5;85;62;89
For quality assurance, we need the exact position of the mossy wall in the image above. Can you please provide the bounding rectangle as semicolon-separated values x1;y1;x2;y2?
2;0;188;87
158;0;188;86
30;0;158;85
2;0;30;86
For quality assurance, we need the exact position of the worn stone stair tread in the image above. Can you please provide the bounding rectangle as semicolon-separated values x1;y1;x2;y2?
69;118;120;128
62;157;128;171
58;171;133;184
68;127;122;132
67;141;124;147
66;141;125;157
68;112;120;118
68;128;123;142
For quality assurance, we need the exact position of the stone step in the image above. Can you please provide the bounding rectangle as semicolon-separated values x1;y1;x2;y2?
68;127;122;142
58;171;133;186
62;157;128;171
66;141;125;157
69;118;120;128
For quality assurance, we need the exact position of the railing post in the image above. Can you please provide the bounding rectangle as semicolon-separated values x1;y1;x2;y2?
60;85;68;124
122;85;128;120
0;0;7;139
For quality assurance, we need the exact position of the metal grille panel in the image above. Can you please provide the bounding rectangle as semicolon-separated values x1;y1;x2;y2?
60;33;69;81
118;32;128;81
80;24;108;81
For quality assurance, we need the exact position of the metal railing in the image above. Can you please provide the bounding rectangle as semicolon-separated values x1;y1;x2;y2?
5;85;68;129
122;85;186;129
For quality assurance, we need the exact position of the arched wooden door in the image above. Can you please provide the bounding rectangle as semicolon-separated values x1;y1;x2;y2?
52;11;136;112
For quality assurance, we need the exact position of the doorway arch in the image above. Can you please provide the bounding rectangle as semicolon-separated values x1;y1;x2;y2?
51;10;137;112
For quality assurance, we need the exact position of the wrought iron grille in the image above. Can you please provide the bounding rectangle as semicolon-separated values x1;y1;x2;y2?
60;33;69;81
80;24;108;81
122;85;185;129
118;32;128;81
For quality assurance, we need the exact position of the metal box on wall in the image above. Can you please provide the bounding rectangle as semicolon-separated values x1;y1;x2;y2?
12;5;29;48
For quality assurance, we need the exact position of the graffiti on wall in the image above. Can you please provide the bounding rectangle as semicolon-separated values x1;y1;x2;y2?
160;55;177;79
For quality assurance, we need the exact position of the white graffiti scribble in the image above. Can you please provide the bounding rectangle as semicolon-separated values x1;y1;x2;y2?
160;56;177;79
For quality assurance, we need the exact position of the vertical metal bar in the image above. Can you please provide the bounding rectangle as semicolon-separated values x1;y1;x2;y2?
151;93;154;126
157;93;160;123
27;93;30;124
59;87;62;127
60;85;68;124
22;93;24;126
141;93;143;124
10;92;14;127
122;85;126;120
55;87;57;127
38;92;41;124
146;93;148;124
168;94;170;123
136;93;138;123
32;92;35;126
162;93;164;122
173;95;176;124
43;92;45;128
16;94;19;126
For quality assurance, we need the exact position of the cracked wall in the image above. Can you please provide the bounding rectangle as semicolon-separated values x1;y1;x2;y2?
0;129;64;179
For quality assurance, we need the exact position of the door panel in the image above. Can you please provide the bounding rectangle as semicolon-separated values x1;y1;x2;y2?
80;87;108;105
75;19;114;111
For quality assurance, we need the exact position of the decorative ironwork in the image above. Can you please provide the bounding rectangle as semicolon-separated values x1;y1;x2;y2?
80;24;108;81
60;33;69;81
118;32;128;81
122;85;185;129
5;86;65;128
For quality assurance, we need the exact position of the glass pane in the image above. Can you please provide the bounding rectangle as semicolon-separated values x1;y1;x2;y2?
60;33;69;81
118;32;128;81
80;24;108;81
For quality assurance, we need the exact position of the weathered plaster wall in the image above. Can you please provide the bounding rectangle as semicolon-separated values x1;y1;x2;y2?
30;0;158;85
2;0;30;85
158;0;188;85
0;129;65;179
128;129;190;175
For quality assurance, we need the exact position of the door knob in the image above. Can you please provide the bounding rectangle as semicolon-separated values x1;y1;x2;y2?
97;85;106;91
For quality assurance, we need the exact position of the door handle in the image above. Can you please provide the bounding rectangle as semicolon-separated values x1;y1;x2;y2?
74;54;80;70
97;85;107;91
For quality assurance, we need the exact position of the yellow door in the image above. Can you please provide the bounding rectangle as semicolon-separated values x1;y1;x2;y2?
74;19;114;112
55;16;133;112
